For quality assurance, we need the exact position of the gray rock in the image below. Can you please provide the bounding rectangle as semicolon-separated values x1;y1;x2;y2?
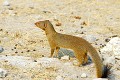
0;46;4;53
0;68;7;78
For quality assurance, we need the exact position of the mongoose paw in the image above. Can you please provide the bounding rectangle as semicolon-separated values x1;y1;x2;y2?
49;56;52;58
54;55;58;58
73;60;82;67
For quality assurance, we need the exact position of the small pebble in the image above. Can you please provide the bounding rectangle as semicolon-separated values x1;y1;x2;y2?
15;51;18;53
61;55;70;60
111;35;118;38
0;46;4;53
81;73;87;78
80;32;84;34
0;29;3;31
74;16;81;19
15;44;17;46
0;68;7;78
40;40;43;42
3;0;10;6
33;49;36;51
73;60;79;66
56;76;64;80
14;47;16;49
95;43;98;45
8;7;14;10
56;22;62;26
29;6;34;9
93;78;108;80
81;21;87;26
43;11;51;13
42;55;44;57
27;50;30;52
105;38;110;42
60;29;63;31
33;60;37;62
81;26;83;29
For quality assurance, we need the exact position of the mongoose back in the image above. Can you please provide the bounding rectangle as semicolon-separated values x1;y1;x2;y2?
34;20;106;78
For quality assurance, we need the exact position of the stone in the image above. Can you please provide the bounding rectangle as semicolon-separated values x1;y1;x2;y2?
83;35;97;43
81;73;87;78
0;46;4;53
56;76;64;80
93;78;108;80
61;55;70;60
0;68;7;78
3;0;10;6
37;57;61;68
103;56;115;65
72;60;79;66
101;37;120;59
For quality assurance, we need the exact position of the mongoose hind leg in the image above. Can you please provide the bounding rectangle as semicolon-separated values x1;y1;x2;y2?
83;52;88;64
74;49;85;66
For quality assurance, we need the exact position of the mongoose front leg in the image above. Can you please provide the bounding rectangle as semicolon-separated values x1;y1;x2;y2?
54;47;60;57
49;49;55;58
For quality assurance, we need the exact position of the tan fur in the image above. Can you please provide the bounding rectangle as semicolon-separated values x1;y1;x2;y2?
34;20;104;78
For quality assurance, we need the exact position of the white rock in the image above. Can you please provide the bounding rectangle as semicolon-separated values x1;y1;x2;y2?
70;74;79;79
64;62;72;66
0;56;37;68
38;57;61;68
56;76;64;80
103;56;115;65
101;37;120;59
8;10;16;16
0;68;7;78
3;0;10;6
61;55;70;60
73;60;79;66
81;73;87;78
93;78;108;80
0;46;4;53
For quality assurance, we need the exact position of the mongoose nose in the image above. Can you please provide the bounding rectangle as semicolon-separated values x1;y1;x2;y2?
34;22;37;25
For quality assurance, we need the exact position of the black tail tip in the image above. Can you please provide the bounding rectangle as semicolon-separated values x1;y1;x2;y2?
102;64;111;78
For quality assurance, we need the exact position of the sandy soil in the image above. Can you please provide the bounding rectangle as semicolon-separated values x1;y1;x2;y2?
0;0;120;80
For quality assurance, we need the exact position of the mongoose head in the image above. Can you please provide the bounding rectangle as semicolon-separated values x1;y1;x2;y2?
35;20;49;30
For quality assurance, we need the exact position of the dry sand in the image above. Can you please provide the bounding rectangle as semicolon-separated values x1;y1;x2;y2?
0;0;120;80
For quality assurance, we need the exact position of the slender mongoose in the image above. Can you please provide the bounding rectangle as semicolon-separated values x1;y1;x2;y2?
34;20;107;78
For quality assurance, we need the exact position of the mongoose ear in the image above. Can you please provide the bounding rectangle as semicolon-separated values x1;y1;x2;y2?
44;21;47;29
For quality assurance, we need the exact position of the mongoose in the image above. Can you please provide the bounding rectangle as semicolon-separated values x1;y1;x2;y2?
34;20;107;78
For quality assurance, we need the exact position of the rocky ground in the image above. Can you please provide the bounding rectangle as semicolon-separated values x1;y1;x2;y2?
0;0;120;80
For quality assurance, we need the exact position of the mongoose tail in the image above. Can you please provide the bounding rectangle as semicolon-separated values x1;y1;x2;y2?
88;44;108;78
